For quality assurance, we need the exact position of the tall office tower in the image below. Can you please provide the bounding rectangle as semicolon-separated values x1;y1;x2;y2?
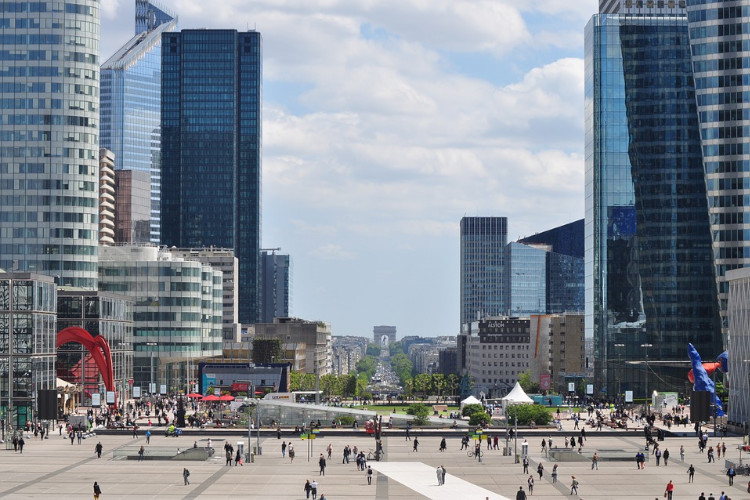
600;0;687;14
100;0;176;243
0;1;100;289
503;242;547;316
260;251;290;323
99;149;116;246
460;217;508;327
161;30;263;324
685;0;750;338
585;8;721;397
114;169;151;243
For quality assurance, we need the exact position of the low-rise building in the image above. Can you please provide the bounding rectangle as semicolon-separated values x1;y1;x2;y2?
254;317;332;375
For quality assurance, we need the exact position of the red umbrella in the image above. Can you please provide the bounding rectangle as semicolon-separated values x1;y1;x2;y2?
186;393;203;399
202;395;220;401
218;395;235;401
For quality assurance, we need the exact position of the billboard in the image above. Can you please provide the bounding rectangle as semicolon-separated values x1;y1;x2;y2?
540;374;551;390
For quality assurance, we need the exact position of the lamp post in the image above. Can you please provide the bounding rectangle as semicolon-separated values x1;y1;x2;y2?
640;343;653;414
614;343;625;405
145;342;158;396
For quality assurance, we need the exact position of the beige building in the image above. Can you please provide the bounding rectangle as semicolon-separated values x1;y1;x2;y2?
254;318;332;375
99;149;116;246
530;313;585;392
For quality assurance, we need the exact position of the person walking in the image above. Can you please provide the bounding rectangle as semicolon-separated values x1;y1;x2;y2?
570;475;579;495
138;446;145;462
235;448;242;466
687;464;695;483
663;448;670;466
367;466;374;485
311;480;318;500
318;454;326;475
93;481;102;499
413;437;419;452
304;479;312;498
183;468;190;485
441;465;446;485
282;441;287;458
18;436;24;454
95;442;103;458
655;448;662;466
551;464;559;483
146;429;151;444
537;462;544;479
727;466;736;486
516;486;528;500
439;437;446;452
680;445;685;463
436;465;443;485
289;444;295;463
592;452;599;470
523;456;529;474
327;443;332;460
665;480;674;500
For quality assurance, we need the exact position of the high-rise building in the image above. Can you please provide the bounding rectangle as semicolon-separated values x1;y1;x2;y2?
260;251;290;323
160;30;263;324
0;1;101;289
685;1;750;338
585;7;721;397
504;242;548;317
100;0;177;243
114;169;151;243
460;217;508;326
99;149;116;246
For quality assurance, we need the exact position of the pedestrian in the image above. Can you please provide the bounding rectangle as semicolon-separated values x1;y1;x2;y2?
289;444;295;463
655;448;662;466
699;493;706;500
680;445;685;463
528;475;534;495
688;464;695;482
570;475;578;495
282;441;287;458
439;437;446;452
304;479;312;498
18;436;24;454
542;438;547;452
146;429;151;444
592;452;599;470
516;486;528;500
319;453;326;475
436;465;443;485
93;481;102;499
132;424;137;438
183;468;190;485
311;480;318;500
327;443;332;460
537;462;544;479
727;466;736;486
235;448;242;466
95;441;103;458
441;465;446;485
708;493;715;500
367;466;374;485
665;480;674;500
551;464;558;483
138;445;145;462
12;434;17;452
664;448;670;466
77;430;82;444
413;437;419;452
523;456;529;474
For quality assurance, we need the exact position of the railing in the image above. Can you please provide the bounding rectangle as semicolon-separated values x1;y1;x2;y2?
112;446;213;461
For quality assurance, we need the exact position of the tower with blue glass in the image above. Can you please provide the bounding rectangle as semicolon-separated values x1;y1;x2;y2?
160;29;262;324
585;3;721;397
100;0;176;243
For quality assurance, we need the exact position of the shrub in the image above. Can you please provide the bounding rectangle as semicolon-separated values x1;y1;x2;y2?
469;411;491;426
406;404;430;425
506;404;552;426
462;404;485;417
337;415;356;427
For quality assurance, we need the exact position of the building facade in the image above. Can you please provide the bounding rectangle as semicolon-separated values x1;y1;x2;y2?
254;318;331;376
113;169;151;243
530;314;586;394
727;267;750;430
585;8;722;398
98;245;222;394
0;273;57;428
100;0;176;243
0;0;100;289
373;325;397;345
57;290;133;405
460;217;508;326
260;251;290;323
99;149;116;246
160;29;263;324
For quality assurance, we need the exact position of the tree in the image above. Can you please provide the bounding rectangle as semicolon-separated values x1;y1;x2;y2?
469;411;491;426
365;343;381;357
518;370;541;394
355;356;377;379
406;404;430;425
462;404;485;418
252;338;282;364
391;352;413;385
289;372;316;391
507;404;552;426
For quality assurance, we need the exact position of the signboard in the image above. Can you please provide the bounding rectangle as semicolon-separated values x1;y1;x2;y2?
568;382;575;392
106;391;116;404
625;391;634;403
586;384;593;395
540;374;551;390
149;383;156;394
91;393;101;407
133;386;141;398
160;384;167;395
214;388;221;396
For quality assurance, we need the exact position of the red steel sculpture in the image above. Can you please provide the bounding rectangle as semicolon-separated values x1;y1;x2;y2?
56;326;115;404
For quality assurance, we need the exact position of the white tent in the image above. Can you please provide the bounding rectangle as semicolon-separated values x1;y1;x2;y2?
460;395;482;409
501;382;534;404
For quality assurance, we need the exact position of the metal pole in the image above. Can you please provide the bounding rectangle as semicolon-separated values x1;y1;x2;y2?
514;405;518;463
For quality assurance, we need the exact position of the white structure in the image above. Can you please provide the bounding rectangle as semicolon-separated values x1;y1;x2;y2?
727;267;750;430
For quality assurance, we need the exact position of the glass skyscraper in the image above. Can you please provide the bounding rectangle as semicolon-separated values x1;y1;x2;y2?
460;217;508;326
585;8;721;397
160;30;263;324
100;0;176;243
260;251;291;323
0;0;101;288
685;1;750;338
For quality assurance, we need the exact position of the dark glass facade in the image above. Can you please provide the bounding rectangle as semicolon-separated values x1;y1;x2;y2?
260;252;290;323
518;219;585;258
161;30;262;324
585;13;721;398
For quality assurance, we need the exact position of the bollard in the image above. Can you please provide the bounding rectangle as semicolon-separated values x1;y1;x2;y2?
250;451;255;463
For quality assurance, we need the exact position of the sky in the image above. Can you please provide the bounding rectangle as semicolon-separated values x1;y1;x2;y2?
100;0;599;338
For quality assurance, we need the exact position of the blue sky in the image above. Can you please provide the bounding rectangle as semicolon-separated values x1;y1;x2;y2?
101;0;599;338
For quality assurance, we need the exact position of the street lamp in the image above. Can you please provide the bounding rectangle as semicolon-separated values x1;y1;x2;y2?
145;342;158;396
614;344;625;404
640;343;653;414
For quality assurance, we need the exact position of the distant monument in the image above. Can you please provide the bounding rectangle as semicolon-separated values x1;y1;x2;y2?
381;334;389;347
373;325;396;344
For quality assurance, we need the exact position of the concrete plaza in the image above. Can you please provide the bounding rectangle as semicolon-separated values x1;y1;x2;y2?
0;424;746;499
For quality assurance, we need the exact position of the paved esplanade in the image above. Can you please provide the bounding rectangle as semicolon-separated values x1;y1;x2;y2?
0;420;746;499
